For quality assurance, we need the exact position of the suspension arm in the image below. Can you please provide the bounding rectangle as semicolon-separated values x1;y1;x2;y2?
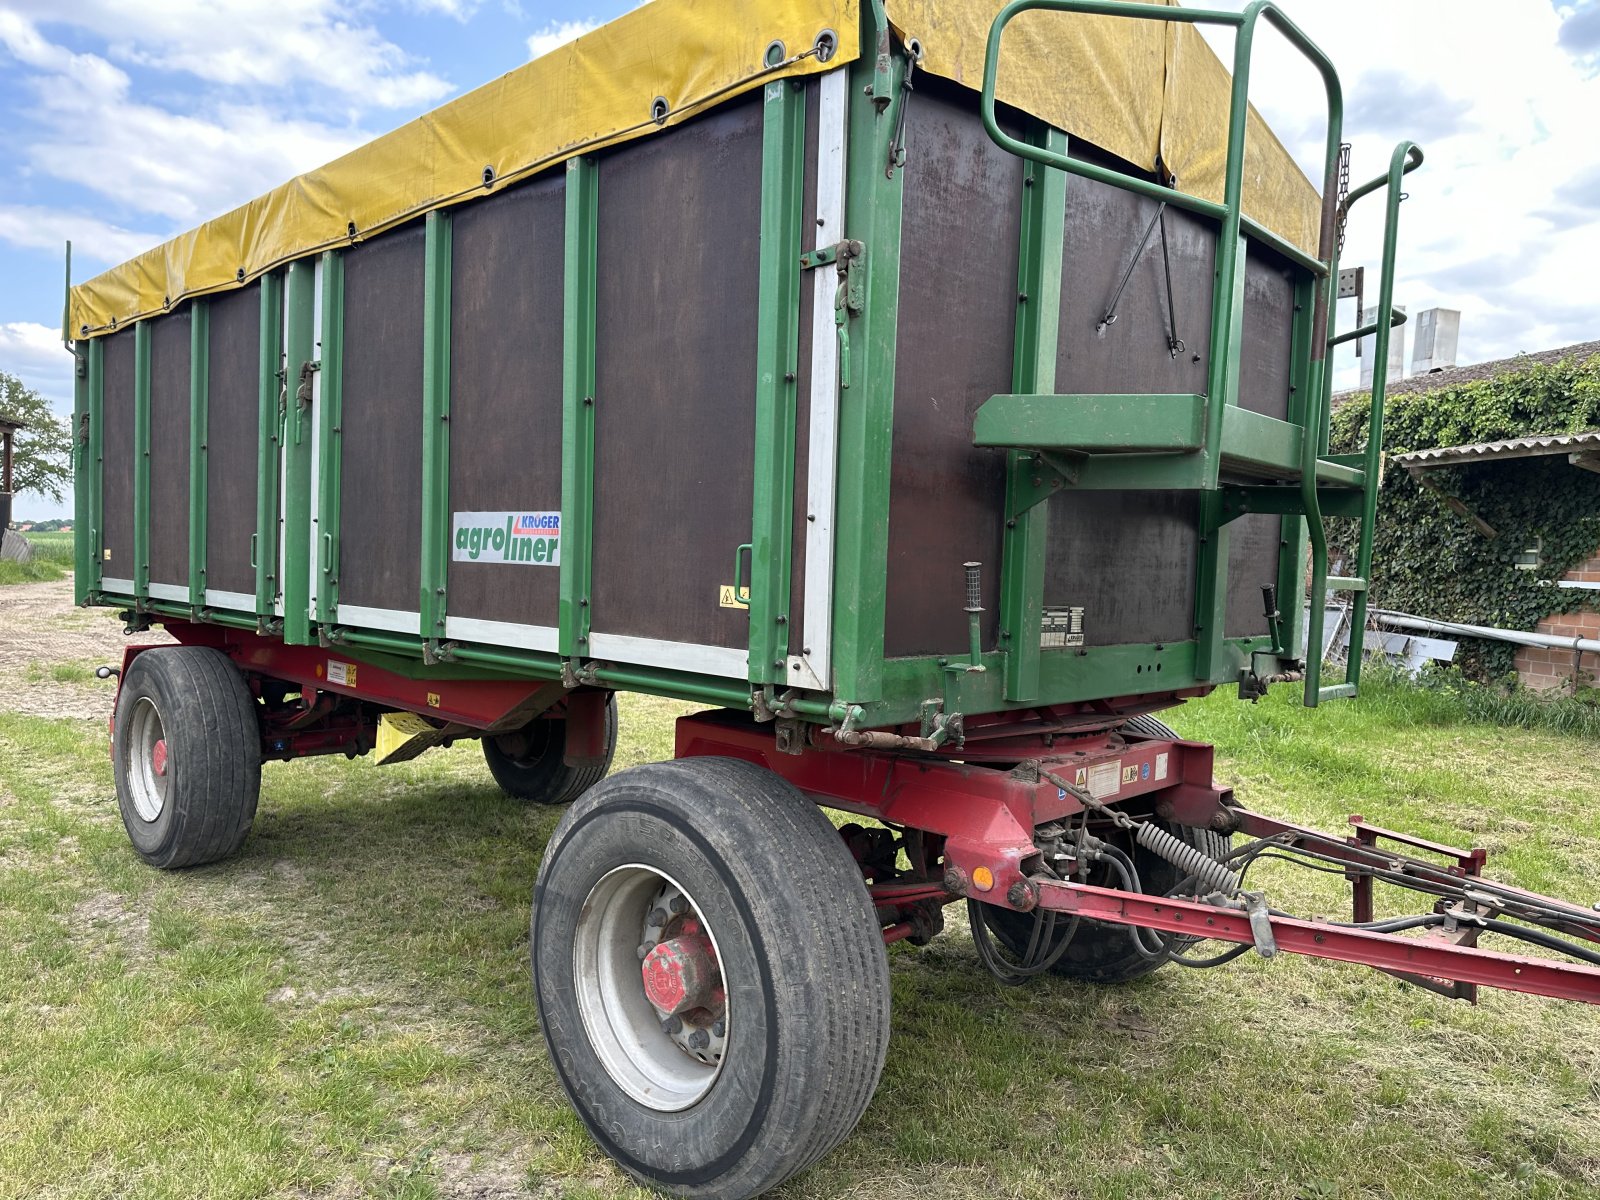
1030;880;1600;1005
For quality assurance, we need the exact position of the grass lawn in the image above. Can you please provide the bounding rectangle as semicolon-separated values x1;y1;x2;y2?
1;670;1597;1199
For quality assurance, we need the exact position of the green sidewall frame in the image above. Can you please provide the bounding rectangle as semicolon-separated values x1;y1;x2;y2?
74;0;1413;731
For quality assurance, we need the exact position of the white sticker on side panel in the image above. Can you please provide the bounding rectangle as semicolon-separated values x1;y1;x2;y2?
451;511;561;566
1155;752;1169;782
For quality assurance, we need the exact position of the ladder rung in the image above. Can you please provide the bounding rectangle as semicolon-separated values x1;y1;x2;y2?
1319;683;1357;701
1315;459;1365;488
1326;576;1368;592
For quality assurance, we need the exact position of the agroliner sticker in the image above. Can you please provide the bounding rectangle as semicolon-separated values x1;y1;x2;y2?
452;511;561;566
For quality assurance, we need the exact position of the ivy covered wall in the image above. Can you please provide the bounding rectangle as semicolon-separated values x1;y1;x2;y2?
1328;350;1600;680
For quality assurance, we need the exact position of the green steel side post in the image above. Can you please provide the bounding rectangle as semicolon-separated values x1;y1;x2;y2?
255;272;284;619
1345;141;1419;692
420;211;453;642
316;251;345;624
999;125;1067;702
86;338;104;599
560;156;599;661
829;27;907;704
1276;272;1318;661
748;74;807;686
188;301;210;610
132;321;152;604
71;342;90;603
281;261;316;644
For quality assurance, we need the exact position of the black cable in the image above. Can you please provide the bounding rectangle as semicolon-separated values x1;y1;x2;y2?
1483;920;1600;968
1169;942;1253;969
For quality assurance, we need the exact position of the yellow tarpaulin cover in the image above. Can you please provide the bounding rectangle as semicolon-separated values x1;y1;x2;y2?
70;0;1320;337
886;0;1321;250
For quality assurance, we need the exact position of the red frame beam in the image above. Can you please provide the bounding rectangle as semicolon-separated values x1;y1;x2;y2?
1035;880;1600;1006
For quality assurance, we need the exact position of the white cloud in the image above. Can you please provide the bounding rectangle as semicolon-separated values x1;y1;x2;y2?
527;18;599;59
0;205;166;265
1200;0;1600;386
3;2;451;109
0;322;76;414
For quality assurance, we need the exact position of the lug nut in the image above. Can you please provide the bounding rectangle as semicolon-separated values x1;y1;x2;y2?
668;895;689;916
648;907;669;927
712;1019;726;1038
688;1028;710;1050
662;1015;683;1035
637;941;656;960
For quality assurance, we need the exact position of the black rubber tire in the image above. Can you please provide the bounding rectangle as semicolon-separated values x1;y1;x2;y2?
980;710;1230;984
112;646;262;870
531;756;891;1199
483;695;617;805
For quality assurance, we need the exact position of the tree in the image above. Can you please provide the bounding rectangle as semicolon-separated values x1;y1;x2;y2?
1;371;73;502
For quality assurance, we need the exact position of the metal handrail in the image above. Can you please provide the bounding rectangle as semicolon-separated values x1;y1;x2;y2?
1302;139;1422;704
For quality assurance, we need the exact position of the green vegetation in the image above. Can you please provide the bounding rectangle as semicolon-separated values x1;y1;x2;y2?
1;370;73;503
0;530;74;585
1331;350;1600;679
1;681;1596;1200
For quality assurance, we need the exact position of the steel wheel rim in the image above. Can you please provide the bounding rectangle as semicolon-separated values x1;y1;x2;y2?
127;696;169;823
573;864;729;1111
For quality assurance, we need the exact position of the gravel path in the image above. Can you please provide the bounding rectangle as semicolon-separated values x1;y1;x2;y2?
0;580;171;720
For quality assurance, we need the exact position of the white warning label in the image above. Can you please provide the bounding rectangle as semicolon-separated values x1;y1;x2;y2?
1087;760;1121;799
1155;752;1169;782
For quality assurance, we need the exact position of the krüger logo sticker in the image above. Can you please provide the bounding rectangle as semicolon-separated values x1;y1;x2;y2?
452;511;561;566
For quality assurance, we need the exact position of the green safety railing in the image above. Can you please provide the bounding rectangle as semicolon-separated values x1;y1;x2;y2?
1304;140;1422;703
979;0;1418;707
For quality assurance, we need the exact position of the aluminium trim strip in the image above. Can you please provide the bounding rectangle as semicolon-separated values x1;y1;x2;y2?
147;582;189;602
335;604;422;635
101;576;135;595
205;588;257;611
588;631;749;680
443;615;559;654
791;65;849;692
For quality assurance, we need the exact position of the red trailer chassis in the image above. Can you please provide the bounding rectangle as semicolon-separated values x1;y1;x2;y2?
675;712;1600;1007
114;621;1600;1007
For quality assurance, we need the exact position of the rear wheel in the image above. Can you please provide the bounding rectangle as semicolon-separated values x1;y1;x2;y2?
532;756;890;1198
483;695;616;805
113;647;261;869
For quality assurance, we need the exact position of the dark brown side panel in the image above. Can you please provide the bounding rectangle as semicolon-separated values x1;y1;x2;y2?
1056;162;1216;398
1042;490;1199;647
884;91;1022;658
339;225;425;616
446;174;566;629
590;97;762;650
100;328;136;584
1238;244;1296;420
148;310;191;591
205;287;261;599
1225;512;1281;638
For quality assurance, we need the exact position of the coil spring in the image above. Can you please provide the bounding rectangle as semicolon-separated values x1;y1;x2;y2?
1133;821;1239;895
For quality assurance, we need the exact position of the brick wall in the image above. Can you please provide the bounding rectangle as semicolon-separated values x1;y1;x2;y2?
1514;551;1600;691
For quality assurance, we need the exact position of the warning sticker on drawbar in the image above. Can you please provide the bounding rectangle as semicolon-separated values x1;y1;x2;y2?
1087;760;1121;799
452;511;561;566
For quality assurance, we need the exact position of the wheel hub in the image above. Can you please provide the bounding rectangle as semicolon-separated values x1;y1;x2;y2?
641;929;720;1014
572;866;730;1110
639;882;728;1067
151;738;168;777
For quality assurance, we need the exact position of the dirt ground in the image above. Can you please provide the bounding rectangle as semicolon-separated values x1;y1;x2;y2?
0;580;170;720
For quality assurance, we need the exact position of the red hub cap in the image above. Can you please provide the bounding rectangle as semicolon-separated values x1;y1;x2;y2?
151;738;169;777
641;928;721;1015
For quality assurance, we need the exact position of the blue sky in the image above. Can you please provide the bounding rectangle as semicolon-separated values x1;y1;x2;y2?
2;0;1598;519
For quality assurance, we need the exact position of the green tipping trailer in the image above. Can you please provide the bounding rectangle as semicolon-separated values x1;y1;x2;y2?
65;1;1600;1196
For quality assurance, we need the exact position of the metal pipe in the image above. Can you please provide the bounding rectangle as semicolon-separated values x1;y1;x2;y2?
1369;607;1600;655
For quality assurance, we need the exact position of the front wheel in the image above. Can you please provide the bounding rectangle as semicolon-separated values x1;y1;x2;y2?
531;757;891;1198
